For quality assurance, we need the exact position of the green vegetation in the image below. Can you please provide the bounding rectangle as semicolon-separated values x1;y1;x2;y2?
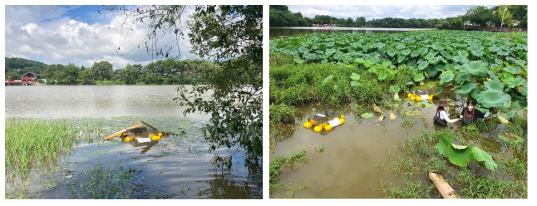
270;5;528;29
5;118;97;183
270;30;527;118
269;150;310;197
376;118;527;198
70;163;172;199
6;57;217;85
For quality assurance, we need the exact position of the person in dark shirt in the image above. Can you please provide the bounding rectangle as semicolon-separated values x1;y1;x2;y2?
460;99;490;126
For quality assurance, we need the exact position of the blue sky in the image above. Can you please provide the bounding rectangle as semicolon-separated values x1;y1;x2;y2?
286;5;497;21
5;5;198;69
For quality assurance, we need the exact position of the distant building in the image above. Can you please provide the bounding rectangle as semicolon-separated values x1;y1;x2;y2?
5;72;44;86
464;21;473;26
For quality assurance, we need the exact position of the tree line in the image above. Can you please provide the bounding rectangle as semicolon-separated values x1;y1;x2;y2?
269;5;527;29
5;57;217;85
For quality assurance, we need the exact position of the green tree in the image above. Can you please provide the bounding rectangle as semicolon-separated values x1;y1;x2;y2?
79;69;95;85
91;61;113;81
100;5;263;167
356;16;366;27
62;63;80;85
5;71;19;80
466;6;494;26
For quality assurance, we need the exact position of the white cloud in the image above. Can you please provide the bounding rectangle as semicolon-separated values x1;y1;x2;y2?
5;5;202;69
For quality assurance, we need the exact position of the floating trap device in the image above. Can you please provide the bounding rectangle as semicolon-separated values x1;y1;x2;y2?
303;110;345;133
103;121;164;143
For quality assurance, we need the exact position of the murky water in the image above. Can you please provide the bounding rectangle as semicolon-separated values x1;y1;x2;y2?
269;27;432;39
270;92;508;198
5;85;211;120
5;86;261;199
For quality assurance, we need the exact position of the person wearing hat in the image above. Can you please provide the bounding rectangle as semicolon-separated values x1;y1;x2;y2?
460;99;490;126
434;99;458;125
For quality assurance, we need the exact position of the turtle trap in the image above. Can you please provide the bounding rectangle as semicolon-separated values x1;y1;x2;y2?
303;110;345;134
104;121;164;143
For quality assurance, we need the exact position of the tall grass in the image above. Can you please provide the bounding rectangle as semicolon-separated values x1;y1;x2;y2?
5;118;94;182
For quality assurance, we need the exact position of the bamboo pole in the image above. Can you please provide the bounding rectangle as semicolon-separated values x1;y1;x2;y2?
428;170;460;199
103;123;145;140
139;121;161;133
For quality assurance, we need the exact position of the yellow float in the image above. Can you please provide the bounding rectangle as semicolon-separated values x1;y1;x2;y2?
309;119;317;126
314;126;323;133
304;122;312;128
324;125;333;131
339;118;345;124
124;136;133;142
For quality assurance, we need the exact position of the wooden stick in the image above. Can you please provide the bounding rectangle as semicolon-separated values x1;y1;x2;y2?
140;121;161;133
103;123;145;140
428;170;460;199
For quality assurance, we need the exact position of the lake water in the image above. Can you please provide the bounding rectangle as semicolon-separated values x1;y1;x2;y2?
5;85;211;120
270;27;433;39
5;85;262;199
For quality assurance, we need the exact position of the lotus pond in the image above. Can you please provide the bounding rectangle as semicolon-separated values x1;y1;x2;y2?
269;30;527;198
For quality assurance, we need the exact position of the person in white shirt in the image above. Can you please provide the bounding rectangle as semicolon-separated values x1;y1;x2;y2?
434;99;458;126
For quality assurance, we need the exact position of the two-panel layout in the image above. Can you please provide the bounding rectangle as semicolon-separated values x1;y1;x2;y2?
5;5;528;199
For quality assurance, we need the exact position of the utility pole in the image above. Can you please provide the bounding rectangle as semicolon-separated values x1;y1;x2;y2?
501;5;507;28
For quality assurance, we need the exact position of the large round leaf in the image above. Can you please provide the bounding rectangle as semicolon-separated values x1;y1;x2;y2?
434;133;473;167
454;73;472;84
378;72;387;81
350;73;361;81
389;85;400;94
484;79;504;91
439;71;455;85
502;66;518;74
418;61;429;70
461;61;488;76
456;82;476;95
506;77;526;89
477;90;511;108
453;55;468;63
471;147;497;171
413;73;425;82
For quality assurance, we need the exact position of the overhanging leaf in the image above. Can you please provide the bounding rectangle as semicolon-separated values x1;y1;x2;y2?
439;71;455;85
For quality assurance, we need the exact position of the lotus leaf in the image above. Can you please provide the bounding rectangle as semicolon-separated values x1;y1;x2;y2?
471;147;497;171
435;133;473;167
454;73;472;84
439;71;454;85
484;79;504;91
350;73;361;81
418;61;429;70
350;81;361;87
461;61;488;76
387;50;397;57
477;90;511;108
378;72;387;81
389;85;400;94
456;82;476;95
413;73;425;82
361;113;374;118
502;66;518;74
